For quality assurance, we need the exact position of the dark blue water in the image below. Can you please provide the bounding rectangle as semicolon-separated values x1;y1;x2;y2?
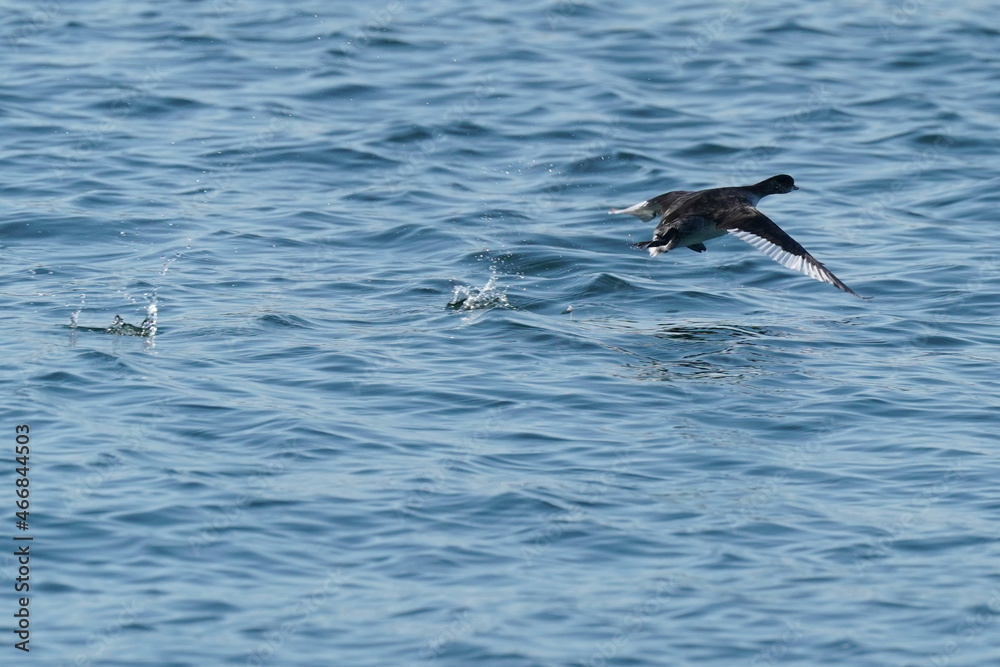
3;1;1000;665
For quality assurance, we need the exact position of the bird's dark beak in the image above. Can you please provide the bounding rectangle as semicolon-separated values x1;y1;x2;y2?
792;185;799;190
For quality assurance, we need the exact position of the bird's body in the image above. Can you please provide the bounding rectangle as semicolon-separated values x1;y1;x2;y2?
610;175;866;299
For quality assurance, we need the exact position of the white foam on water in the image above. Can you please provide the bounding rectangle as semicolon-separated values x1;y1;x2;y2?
449;270;510;312
142;294;158;344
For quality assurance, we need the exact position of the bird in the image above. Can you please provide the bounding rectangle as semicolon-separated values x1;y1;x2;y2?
610;174;866;299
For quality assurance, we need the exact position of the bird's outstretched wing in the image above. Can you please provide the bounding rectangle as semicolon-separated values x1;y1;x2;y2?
721;210;867;299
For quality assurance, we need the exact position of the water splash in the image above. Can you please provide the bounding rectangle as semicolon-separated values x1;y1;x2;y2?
160;249;184;275
448;270;510;311
143;297;158;338
70;293;86;328
106;315;152;336
68;295;157;338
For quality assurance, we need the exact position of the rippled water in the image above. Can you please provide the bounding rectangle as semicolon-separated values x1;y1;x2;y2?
3;1;1000;665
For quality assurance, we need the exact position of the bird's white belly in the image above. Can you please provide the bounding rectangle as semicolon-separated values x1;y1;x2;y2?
676;224;726;247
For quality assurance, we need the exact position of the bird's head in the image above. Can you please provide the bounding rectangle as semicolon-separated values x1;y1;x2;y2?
761;174;799;195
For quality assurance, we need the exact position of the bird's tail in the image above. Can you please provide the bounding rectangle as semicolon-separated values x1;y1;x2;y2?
609;201;657;222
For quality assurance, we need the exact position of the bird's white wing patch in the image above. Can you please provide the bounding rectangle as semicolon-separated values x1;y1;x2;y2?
727;229;839;288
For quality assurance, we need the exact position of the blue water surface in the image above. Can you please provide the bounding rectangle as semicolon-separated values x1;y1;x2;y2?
2;1;999;665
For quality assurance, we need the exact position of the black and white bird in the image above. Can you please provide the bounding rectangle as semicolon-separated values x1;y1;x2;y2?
610;175;866;299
